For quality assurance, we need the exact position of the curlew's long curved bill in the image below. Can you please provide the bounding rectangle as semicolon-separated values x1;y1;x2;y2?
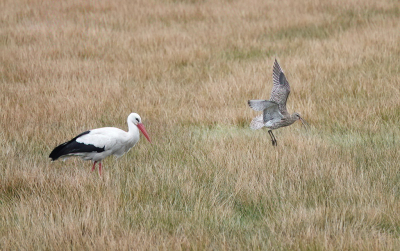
137;123;152;143
299;117;309;129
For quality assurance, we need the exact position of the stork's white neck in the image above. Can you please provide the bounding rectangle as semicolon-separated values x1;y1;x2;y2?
127;121;138;134
126;118;140;146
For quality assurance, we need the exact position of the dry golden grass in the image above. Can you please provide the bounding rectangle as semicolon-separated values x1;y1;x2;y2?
1;0;400;249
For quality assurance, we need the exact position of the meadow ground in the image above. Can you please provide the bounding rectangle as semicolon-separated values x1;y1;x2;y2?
1;0;400;249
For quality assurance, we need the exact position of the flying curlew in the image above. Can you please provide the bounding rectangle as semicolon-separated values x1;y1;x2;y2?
248;59;308;146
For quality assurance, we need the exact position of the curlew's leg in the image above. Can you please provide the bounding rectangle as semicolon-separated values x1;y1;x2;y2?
91;161;97;172
268;130;278;146
98;162;102;176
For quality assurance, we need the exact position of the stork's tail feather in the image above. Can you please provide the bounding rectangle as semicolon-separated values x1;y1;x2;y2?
49;131;96;161
49;142;70;161
250;114;264;130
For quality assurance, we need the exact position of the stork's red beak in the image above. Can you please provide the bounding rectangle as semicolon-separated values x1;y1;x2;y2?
137;123;151;143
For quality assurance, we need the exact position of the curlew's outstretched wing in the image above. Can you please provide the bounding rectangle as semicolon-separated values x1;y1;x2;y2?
270;59;290;115
248;100;277;111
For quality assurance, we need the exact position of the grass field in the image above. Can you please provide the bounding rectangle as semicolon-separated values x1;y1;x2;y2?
1;0;400;249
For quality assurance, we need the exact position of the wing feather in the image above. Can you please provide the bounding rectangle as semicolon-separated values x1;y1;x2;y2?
270;59;290;115
76;127;123;151
263;103;283;123
248;100;277;111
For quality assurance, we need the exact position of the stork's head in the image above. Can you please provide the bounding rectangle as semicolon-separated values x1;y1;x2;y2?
128;113;151;143
128;113;142;125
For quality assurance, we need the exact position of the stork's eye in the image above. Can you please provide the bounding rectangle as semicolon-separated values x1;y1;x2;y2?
135;118;140;122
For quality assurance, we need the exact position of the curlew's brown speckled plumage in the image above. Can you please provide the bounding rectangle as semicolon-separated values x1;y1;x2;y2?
248;59;308;146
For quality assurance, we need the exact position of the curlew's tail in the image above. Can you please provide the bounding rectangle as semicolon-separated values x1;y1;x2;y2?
250;114;264;130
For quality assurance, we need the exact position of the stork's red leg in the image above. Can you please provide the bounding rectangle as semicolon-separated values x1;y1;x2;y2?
98;162;102;176
92;161;97;172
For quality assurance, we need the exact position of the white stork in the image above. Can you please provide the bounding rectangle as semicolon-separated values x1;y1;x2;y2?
49;113;151;176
